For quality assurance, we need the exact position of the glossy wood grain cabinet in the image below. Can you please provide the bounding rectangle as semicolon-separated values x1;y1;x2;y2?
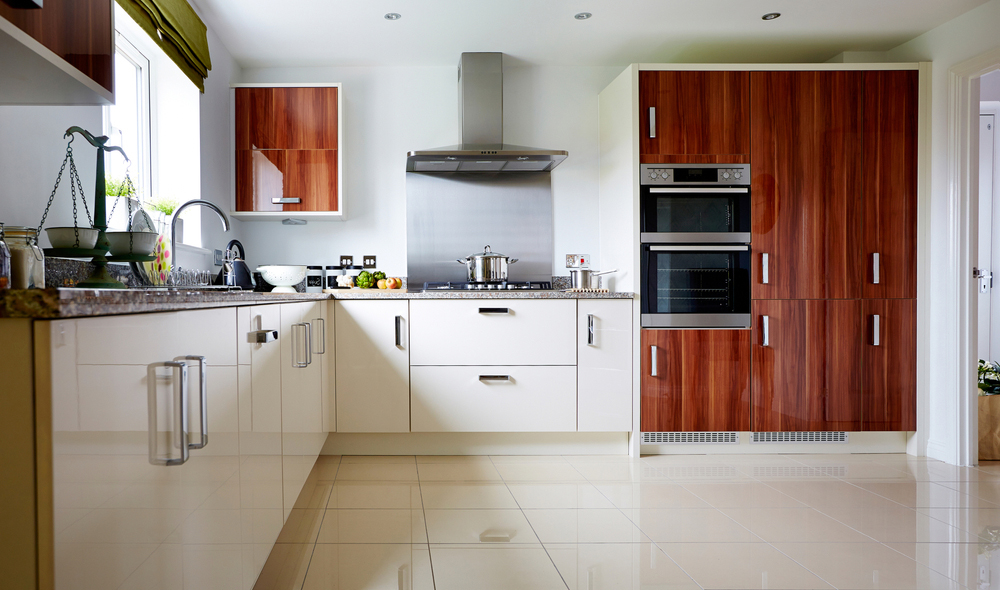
234;85;343;218
863;299;917;431
639;71;749;164
641;329;751;432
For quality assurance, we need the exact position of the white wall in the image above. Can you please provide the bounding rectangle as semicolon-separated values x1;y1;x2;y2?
236;64;621;275
984;69;1000;101
887;0;1000;463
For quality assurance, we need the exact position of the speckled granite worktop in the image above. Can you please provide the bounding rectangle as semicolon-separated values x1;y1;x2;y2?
0;288;634;319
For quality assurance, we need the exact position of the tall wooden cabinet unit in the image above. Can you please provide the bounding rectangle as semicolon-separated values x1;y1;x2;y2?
234;85;343;219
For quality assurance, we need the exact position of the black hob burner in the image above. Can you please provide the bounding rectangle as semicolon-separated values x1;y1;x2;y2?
423;281;552;291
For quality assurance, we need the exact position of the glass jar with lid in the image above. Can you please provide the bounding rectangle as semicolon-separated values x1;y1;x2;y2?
6;226;44;289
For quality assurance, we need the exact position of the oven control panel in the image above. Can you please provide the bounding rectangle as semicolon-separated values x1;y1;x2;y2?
640;163;751;186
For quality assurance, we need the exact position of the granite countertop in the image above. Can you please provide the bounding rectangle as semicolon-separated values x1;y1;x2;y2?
0;288;634;319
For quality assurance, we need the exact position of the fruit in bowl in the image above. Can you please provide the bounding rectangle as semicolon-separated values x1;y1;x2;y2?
257;265;307;294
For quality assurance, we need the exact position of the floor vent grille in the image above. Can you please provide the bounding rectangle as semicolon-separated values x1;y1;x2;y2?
750;431;848;444
642;432;739;444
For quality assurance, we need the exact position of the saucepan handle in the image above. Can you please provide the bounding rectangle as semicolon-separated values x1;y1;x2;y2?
508;258;518;264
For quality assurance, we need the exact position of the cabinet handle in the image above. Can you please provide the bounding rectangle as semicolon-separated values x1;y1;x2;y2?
305;322;313;366
271;197;302;204
291;323;309;368
479;375;511;382
479;307;509;314
873;253;880;284
395;315;403;347
587;313;596;346
248;329;278;344
175;355;208;450
650;345;658;377
311;318;325;354
398;564;410;590
147;361;189;466
762;253;770;284
648;107;656;138
873;314;881;346
762;315;770;347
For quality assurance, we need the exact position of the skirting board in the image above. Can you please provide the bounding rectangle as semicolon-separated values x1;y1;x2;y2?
642;431;908;455
321;432;630;456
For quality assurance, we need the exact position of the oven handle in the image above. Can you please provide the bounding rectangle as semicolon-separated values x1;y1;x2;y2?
649;187;749;193
649;245;749;251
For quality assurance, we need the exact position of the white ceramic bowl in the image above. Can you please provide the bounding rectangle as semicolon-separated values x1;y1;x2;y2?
106;231;158;256
257;265;307;293
46;227;99;249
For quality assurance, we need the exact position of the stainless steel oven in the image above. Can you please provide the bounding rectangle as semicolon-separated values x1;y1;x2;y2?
640;163;751;244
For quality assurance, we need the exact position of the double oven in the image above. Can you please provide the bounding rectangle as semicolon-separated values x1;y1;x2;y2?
640;163;751;328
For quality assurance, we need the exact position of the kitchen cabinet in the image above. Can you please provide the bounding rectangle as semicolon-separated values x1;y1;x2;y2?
0;0;114;104
750;70;864;300
641;329;751;433
335;300;410;433
234;85;343;218
751;299;863;432
863;299;917;431
638;70;750;164
862;70;919;300
578;299;633;432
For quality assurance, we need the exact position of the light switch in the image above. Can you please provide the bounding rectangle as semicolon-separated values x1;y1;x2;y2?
363;255;377;269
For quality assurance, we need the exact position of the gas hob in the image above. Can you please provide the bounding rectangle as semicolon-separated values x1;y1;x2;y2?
422;281;552;291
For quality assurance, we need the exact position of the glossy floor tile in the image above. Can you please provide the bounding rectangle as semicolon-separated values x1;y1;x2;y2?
251;454;1000;589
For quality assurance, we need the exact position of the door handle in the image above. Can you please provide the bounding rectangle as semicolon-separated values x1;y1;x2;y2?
873;314;881;346
762;253;770;284
873;253;880;285
175;355;208;450
248;329;278;344
147;361;189;466
479;375;511;382
395;315;403;348
478;307;509;314
271;197;302;204
305;321;313;366
650;345;658;377
587;314;596;346
762;315;770;347
648;107;656;138
291;323;310;368
311;317;325;354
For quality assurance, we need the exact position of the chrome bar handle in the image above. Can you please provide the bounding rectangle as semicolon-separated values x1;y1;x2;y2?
762;253;770;284
147;361;189;466
311;317;326;354
478;307;509;314
271;197;302;204
248;329;278;344
395;315;403;347
873;253;880;284
175;355;208;450
762;315;770;347
479;375;511;382
650;345;658;377
305;321;313;366
649;107;656;138
291;323;309;368
587;314;596;346
873;314;881;346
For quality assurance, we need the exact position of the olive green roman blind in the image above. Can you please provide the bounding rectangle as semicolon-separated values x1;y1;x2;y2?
115;0;212;92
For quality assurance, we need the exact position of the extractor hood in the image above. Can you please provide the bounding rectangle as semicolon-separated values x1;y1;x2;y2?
406;52;568;173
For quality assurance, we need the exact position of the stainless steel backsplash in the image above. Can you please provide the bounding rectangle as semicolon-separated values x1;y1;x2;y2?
406;172;554;286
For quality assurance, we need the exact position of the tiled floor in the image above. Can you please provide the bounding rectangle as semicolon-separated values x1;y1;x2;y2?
254;454;1000;590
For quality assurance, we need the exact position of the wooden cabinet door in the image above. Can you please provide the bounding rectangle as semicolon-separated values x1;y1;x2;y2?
752;299;863;431
236;87;339;150
751;71;864;300
641;329;751;432
863;299;917;431
863;71;919;299
639;71;750;163
236;149;339;212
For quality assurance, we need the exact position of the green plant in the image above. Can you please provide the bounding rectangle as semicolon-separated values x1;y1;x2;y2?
147;197;180;216
980;360;1000;395
105;176;136;197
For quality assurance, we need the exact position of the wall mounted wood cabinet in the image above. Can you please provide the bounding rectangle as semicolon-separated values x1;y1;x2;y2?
639;71;750;164
233;84;343;220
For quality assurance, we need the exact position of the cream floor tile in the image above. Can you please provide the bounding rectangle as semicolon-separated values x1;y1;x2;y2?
494;462;588;482
327;481;422;509
57;507;191;544
424;508;540;544
593;482;713;509
885;541;988;589
118;543;247;590
919;507;1000;541
429;545;567;590
420;483;519;509
818;462;916;480
312;457;342;482
637;461;754;483
416;455;496;464
417;462;502;482
199;475;243;510
936;479;1000;504
820;501;980;543
734;462;836;481
292;481;334;510
53;542;158;590
563;455;640;465
522;508;647;544
773;542;965;590
489;455;570;463
633;508;754;543
765;479;899;511
545;543;700;590
917;462;1000;482
98;480;222;510
340;455;416;464
569;462;639;481
720;507;874;543
274;508;325;544
53;481;129;509
506;483;615;509
303;544;434;590
855;480;1000;508
682;482;806;509
164;508;243;544
316;509;427;544
334;463;419;482
54;508;90;534
660;542;835;589
252;543;315;590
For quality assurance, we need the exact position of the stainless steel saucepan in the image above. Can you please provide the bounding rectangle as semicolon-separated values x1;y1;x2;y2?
569;268;617;289
457;245;518;283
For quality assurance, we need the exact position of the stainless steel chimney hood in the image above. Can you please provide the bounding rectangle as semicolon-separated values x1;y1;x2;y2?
406;52;568;173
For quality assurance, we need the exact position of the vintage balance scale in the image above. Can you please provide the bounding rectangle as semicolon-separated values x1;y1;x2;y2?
38;127;156;289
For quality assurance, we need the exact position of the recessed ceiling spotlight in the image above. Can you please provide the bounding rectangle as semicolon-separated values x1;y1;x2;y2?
384;12;401;20
762;12;781;21
574;12;592;20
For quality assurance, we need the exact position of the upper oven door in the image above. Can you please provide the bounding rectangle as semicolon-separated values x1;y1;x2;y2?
640;186;751;244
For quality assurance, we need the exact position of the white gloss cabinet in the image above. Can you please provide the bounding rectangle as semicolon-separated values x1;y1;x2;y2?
335;300;410;432
577;299;633;432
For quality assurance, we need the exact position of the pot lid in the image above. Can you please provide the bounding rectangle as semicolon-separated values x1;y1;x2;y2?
470;245;508;259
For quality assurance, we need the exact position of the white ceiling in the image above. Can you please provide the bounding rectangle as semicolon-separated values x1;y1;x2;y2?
193;0;987;69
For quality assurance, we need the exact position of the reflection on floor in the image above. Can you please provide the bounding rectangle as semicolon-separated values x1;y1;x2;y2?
254;454;1000;590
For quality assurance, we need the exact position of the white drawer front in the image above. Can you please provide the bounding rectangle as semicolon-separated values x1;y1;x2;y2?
411;366;577;432
409;299;577;366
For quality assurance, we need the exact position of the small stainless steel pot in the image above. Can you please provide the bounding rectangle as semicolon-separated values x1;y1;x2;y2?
569;268;617;289
457;245;518;283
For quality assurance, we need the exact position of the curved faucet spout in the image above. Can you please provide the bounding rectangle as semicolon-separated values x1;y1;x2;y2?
170;200;231;264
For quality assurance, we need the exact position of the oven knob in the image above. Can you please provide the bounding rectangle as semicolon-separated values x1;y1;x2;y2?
649;171;658;179
735;171;743;179
722;171;731;179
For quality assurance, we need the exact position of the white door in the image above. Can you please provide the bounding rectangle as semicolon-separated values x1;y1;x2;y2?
577;299;633;432
979;114;995;361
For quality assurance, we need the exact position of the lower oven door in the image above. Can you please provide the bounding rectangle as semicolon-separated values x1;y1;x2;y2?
641;244;751;328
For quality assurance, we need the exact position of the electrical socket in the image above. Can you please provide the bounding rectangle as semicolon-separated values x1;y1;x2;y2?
565;254;590;268
363;255;377;269
340;256;354;267
214;249;224;266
